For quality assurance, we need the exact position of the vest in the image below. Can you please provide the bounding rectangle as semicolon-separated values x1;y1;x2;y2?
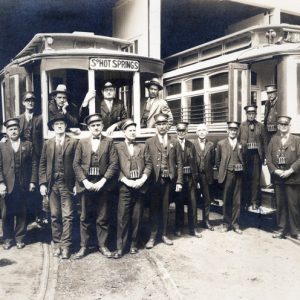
129;152;140;179
23;118;33;141
88;147;101;180
53;142;64;175
14;147;21;183
199;148;205;172
227;146;242;172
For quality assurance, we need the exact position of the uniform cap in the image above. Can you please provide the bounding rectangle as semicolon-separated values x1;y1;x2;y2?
84;113;103;126
121;119;136;130
23;91;36;102
51;84;69;96
244;105;257;113
176;121;189;130
145;78;163;90
154;113;168;124
265;84;277;93
102;82;115;89
227;121;240;129
277;116;291;125
4;118;20;128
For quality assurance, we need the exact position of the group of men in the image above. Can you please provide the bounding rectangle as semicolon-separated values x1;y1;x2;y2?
0;81;299;261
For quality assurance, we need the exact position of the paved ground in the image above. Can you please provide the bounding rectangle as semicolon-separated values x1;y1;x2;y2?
1;205;300;300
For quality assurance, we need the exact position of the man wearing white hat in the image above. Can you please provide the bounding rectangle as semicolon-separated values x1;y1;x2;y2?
49;84;78;127
141;78;173;128
267;116;300;240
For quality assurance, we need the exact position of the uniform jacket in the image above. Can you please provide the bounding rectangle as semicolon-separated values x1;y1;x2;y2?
238;120;266;160
145;135;183;185
115;141;152;193
18;113;43;159
179;139;198;185
215;138;246;184
39;136;78;192
193;138;215;184
264;97;278;125
141;97;173;128
267;134;300;185
73;135;119;193
48;100;78;127
0;139;37;193
80;97;127;130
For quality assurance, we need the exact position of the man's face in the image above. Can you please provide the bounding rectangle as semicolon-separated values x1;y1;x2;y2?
55;93;68;108
102;87;116;100
52;120;67;134
177;128;187;140
88;121;103;137
148;85;159;99
124;125;136;141
197;127;208;139
23;99;35;111
278;123;290;135
156;121;168;135
267;92;277;101
246;112;256;122
228;128;238;139
6;125;20;141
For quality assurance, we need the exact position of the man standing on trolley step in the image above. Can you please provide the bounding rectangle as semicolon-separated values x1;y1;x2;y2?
174;122;202;238
193;123;215;231
73;114;119;259
239;105;266;211
216;121;245;234
0;118;37;250
145;113;183;249
267;116;300;240
39;114;78;259
114;119;152;258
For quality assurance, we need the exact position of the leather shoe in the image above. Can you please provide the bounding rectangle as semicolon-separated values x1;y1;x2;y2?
220;224;230;233
61;248;70;259
190;230;202;238
272;232;286;239
204;222;214;231
74;247;88;259
145;238;155;249
252;204;259;210
99;247;112;258
114;250;123;259
162;235;173;245
290;234;298;240
3;241;13;250
53;247;61;257
233;227;243;235
130;247;138;254
16;242;25;249
174;230;182;237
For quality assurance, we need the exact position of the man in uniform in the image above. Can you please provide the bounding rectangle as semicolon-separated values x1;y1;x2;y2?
39;115;78;259
80;82;127;135
193;123;215;231
141;78;173;128
174;122;201;238
264;84;279;144
114;119;152;258
0;118;37;249
49;84;78;127
216;121;245;234
267;116;300;239
145;113;183;249
73;114;119;259
239;105;266;210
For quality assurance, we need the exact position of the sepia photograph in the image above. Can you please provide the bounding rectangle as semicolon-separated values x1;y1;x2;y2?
0;0;300;299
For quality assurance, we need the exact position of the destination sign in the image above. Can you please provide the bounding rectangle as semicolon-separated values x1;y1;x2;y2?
90;57;139;71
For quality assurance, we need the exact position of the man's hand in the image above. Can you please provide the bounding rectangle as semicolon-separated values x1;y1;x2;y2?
175;184;182;192
196;182;201;189
29;183;36;192
0;182;7;197
61;101;69;114
94;177;107;192
106;124;118;136
82;179;95;191
134;174;147;189
82;90;96;107
73;186;77;196
280;168;294;179
122;177;135;188
40;184;48;196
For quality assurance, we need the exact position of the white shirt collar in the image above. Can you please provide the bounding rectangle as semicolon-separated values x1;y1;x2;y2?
55;134;65;145
10;138;21;152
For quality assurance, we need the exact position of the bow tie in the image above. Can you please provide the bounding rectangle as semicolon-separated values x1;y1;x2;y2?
127;141;134;145
93;136;100;140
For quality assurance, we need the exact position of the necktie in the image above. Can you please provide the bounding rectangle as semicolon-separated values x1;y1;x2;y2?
93;136;100;140
281;136;287;146
199;139;205;151
180;139;184;150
